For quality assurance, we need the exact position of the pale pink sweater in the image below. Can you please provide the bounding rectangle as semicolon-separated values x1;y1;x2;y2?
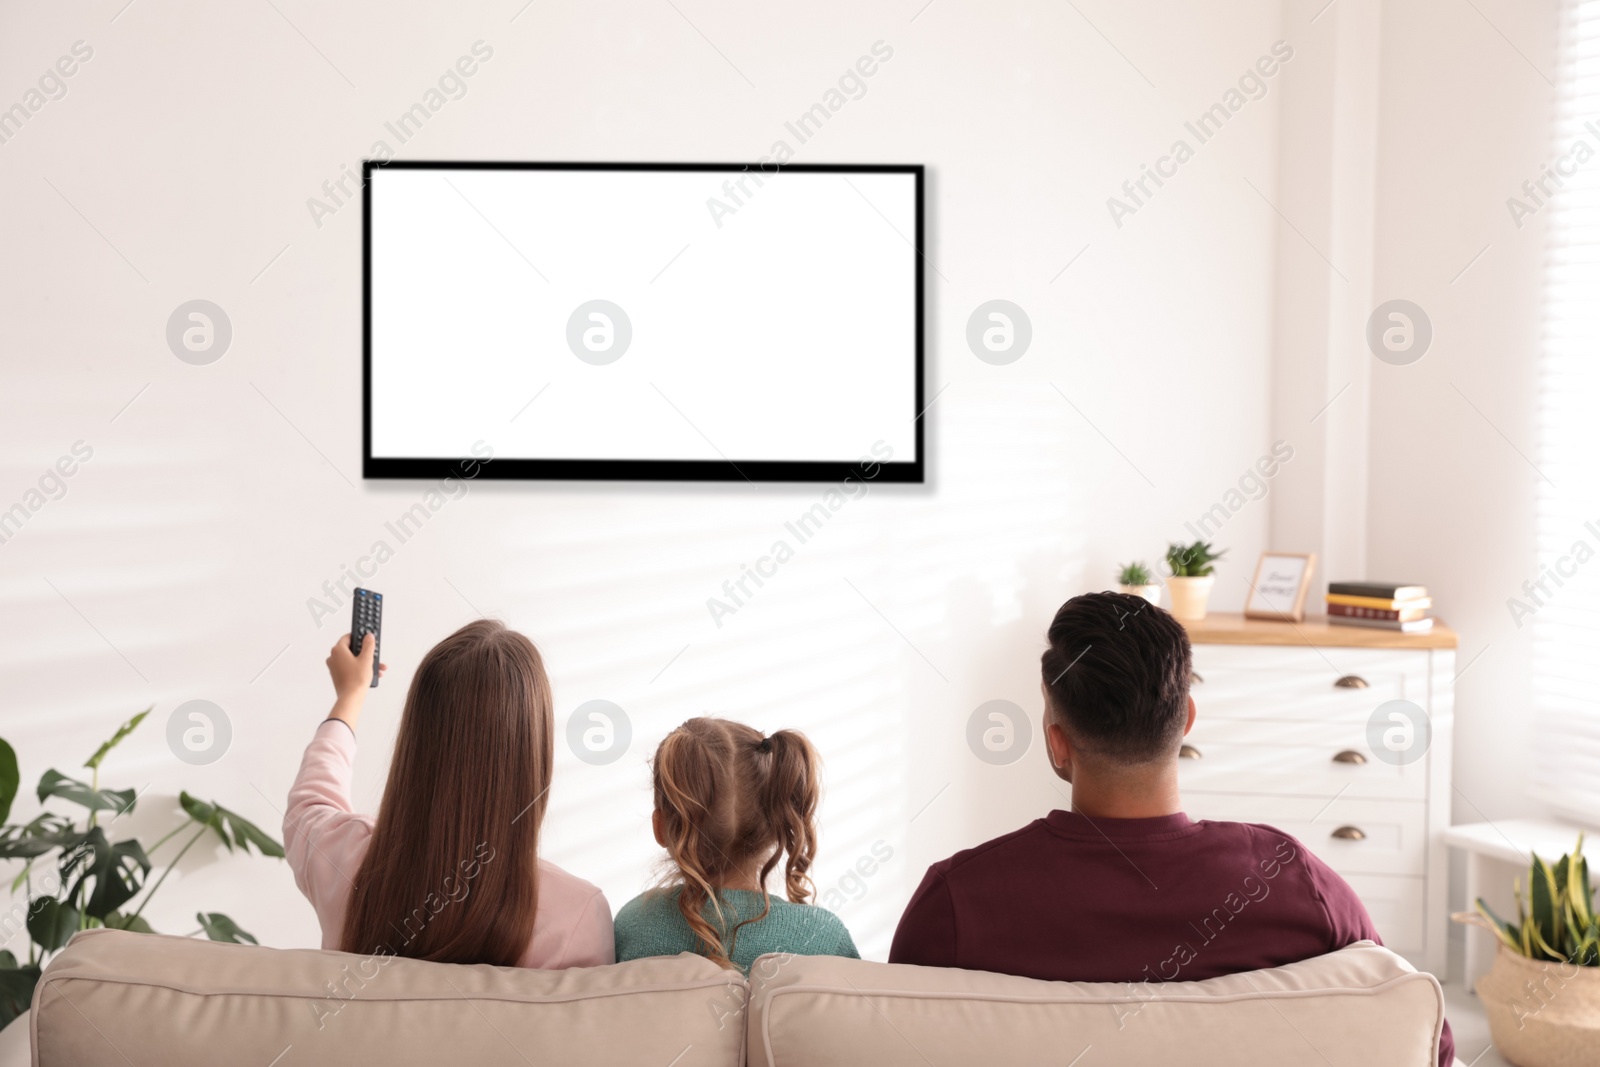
285;719;614;968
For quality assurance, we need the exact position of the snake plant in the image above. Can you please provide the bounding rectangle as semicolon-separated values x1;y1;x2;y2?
1475;835;1600;966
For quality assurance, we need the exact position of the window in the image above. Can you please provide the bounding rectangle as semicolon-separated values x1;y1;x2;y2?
1533;0;1600;823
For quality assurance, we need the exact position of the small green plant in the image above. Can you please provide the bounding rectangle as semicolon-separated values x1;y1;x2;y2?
1117;562;1155;586
1472;835;1599;967
0;710;284;1027
1166;541;1226;578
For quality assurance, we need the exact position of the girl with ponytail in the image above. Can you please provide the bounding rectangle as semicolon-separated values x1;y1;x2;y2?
614;718;858;972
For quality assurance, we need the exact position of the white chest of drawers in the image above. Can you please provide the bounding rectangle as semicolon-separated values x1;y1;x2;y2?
1179;613;1456;978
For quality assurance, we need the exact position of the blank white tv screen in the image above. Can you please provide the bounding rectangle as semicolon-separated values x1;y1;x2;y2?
364;162;923;482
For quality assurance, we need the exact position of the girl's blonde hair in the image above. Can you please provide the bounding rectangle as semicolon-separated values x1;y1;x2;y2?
651;717;820;968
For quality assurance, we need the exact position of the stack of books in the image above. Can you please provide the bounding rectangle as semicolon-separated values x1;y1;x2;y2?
1325;582;1434;633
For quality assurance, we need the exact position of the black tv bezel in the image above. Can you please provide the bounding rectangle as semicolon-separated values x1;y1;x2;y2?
362;160;925;484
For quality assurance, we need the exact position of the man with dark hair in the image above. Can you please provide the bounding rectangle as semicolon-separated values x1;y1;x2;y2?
889;591;1453;1066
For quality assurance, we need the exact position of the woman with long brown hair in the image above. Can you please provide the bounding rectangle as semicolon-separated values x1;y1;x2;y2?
285;620;612;967
613;717;857;972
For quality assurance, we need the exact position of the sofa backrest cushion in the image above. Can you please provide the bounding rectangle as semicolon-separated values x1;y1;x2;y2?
31;929;744;1067
30;931;1443;1067
744;940;1443;1067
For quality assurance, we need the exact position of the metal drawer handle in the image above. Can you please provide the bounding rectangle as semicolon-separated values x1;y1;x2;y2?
1334;675;1369;689
1191;671;1204;685
1179;744;1202;760
1331;826;1366;841
1332;749;1368;765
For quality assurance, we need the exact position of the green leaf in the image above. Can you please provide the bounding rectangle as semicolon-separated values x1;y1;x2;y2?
0;951;17;970
1475;899;1522;953
103;910;153;934
0;816;83;861
1530;922;1566;962
1532;855;1562;955
195;912;257;945
66;828;151;921
0;964;40;1031
1576;928;1600;968
179;792;218;829
1166;541;1226;578
37;770;136;816
1116;562;1154;586
0;834;71;861
217;805;285;859
1572;849;1593;929
0;739;18;826
83;709;150;771
26;898;79;952
180;793;285;858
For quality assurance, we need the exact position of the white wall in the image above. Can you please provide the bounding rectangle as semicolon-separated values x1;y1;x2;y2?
1267;0;1382;589
0;0;1283;960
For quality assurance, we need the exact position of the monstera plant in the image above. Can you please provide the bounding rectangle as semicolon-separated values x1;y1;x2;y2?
0;709;284;1028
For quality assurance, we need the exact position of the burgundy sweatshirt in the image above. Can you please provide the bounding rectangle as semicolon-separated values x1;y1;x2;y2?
889;811;1452;1067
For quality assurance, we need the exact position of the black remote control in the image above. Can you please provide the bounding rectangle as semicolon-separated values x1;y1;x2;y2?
350;588;382;687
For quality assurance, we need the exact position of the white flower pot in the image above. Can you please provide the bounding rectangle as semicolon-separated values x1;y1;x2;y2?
1118;584;1162;606
1165;575;1215;620
1477;945;1600;1067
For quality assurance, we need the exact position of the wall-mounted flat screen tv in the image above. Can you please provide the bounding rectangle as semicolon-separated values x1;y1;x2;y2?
364;161;924;482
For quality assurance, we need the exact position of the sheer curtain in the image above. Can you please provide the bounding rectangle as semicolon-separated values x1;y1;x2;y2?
1533;0;1600;823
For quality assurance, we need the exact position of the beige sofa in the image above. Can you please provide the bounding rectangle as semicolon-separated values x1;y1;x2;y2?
21;929;1445;1065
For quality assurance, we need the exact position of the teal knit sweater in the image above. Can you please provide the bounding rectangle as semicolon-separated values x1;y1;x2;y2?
614;888;859;973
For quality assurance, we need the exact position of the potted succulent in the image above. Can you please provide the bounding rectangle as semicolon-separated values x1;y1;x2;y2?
1116;562;1161;606
0;710;284;1030
1456;835;1600;1067
1165;541;1225;620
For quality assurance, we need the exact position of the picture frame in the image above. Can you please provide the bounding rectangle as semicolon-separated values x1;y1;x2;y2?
1244;552;1317;622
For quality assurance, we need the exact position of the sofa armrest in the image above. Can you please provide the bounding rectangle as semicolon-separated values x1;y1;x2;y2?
0;1012;30;1067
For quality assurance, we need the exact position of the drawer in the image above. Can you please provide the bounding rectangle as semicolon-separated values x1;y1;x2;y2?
1192;645;1431;680
1192;667;1419;723
1180;793;1428;877
1179;718;1428;799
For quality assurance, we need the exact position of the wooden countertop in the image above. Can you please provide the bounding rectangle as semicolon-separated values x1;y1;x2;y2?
1179;612;1458;650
